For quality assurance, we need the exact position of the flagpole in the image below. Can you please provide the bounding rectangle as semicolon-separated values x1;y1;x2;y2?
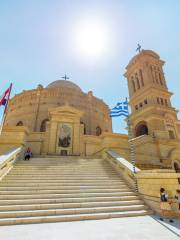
0;83;12;136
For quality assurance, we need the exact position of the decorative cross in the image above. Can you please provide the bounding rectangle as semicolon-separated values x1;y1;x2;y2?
136;44;141;53
62;74;69;81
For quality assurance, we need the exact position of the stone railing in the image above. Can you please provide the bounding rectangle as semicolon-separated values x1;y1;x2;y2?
137;169;180;216
106;150;140;190
106;149;180;217
0;147;23;181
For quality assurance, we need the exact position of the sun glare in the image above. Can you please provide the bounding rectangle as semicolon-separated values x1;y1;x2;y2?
74;19;110;59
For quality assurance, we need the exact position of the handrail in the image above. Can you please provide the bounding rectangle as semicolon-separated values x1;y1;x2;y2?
107;150;140;173
0;147;23;181
105;149;140;190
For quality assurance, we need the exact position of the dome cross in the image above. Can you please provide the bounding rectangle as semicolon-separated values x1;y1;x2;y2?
62;74;69;81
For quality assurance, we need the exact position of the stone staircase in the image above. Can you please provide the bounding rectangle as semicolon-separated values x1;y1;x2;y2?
0;157;151;225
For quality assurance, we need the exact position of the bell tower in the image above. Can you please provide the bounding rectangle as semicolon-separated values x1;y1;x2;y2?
124;50;180;139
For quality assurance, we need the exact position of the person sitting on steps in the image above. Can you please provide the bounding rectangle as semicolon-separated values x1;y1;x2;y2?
24;147;32;161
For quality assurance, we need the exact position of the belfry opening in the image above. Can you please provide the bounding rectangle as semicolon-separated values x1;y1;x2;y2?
135;122;148;137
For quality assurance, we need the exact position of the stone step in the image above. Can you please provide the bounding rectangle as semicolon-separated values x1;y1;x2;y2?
0;210;152;225
4;174;120;181
0;157;151;225
9;172;117;176
2;181;124;186
0;185;128;191
11;170;118;177
7;172;117;179
0;182;126;187
0;187;130;195
0;191;136;200
13;166;113;169
0;200;144;211
0;195;140;205
13;163;111;166
3;176;123;183
13;166;111;169
14;163;108;166
0;204;147;218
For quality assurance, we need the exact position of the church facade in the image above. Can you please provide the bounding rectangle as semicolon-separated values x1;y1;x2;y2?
1;50;180;172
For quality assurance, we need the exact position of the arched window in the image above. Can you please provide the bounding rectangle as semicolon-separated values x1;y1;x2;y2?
155;71;159;84
159;73;163;85
131;77;136;92
168;130;175;139
135;122;148;137
139;69;144;86
80;121;87;135
16;121;23;126
40;119;49;132
150;66;155;82
135;73;140;89
96;126;102;136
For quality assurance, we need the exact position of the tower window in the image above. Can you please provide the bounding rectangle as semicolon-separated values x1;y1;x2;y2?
160;98;164;105
135;74;140;89
135;105;138;110
139;69;144;87
132;77;136;92
16;121;23;126
144;99;148;104
159;73;163;85
151;66;155;82
157;97;160;104
139;102;143;108
168;130;175;139
155;71;159;84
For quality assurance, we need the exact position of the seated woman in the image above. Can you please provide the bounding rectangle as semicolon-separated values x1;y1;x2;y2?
24;147;32;161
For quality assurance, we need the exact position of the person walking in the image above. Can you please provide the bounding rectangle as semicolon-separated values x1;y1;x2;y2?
159;187;174;223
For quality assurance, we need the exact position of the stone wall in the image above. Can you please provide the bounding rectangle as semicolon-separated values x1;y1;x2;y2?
137;169;180;216
5;86;112;135
0;126;29;154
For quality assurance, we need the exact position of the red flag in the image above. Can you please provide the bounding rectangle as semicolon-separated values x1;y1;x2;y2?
0;83;12;110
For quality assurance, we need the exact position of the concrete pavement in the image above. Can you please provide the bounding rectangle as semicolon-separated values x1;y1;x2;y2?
0;216;180;240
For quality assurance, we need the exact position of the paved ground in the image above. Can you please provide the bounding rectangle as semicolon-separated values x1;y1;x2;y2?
0;216;180;240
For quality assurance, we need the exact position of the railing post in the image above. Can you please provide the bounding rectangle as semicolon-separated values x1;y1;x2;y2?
127;117;138;192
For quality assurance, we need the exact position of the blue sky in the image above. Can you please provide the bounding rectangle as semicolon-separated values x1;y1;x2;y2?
0;0;180;133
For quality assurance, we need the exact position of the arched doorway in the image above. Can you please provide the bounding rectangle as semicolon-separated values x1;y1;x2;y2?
135;122;148;137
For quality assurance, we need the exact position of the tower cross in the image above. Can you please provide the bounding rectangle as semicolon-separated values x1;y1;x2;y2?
62;74;69;81
136;44;141;53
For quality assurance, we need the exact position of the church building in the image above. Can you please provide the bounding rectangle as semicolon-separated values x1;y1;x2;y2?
1;49;180;171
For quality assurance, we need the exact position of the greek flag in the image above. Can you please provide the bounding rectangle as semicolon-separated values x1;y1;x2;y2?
110;99;129;118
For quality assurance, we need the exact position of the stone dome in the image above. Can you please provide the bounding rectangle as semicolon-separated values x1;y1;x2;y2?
47;80;82;92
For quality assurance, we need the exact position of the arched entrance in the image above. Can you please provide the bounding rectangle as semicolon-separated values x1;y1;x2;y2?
135;122;148;137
